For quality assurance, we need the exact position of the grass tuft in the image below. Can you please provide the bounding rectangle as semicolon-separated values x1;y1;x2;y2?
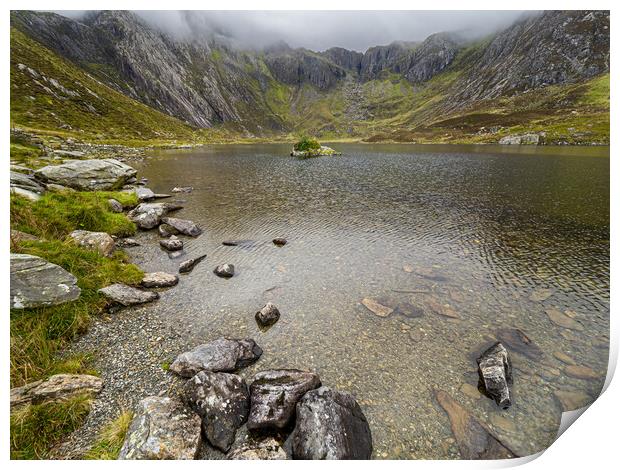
84;411;133;459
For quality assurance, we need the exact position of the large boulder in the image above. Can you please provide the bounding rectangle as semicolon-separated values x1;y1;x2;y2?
128;202;183;230
169;338;262;378
69;230;115;257
227;437;288;460
477;342;512;409
161;217;202;237
183;371;250;452
98;283;159;306
34;159;137;191
10;374;102;407
10;253;81;309
247;369;321;430
118;396;201;460
291;386;373;459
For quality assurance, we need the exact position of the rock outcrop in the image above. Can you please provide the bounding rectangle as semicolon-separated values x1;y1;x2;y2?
169;338;262;377
10;374;103;407
118;396;202;460
34;159;137;190
291;386;373;460
10;253;81;309
247;369;321;430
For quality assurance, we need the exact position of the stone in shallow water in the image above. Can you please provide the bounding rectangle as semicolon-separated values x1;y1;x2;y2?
214;263;235;278
116;238;140;248
11;374;103;407
128;202;183;230
553;351;576;365
34;159;137;191
529;288;553;302
170;337;262;377
158;223;179;237
227;436;288;460
98;283;159;306
247;369;321;430
69;230;116;257
361;298;393;317
434;389;516;459
161;217;202;237
496;328;543;361
291;386;373;460
564;365;600;380
255;303;280;327
119;396;201;460
172;186;193;193
141;272;179;288
272;237;287;246
135;187;155;201
10;253;81;309
545;308;584;331
393;301;424;318
160;235;183;251
427;299;460;319
477;342;512;409
183;371;249;452
554;390;592;411
179;255;206;273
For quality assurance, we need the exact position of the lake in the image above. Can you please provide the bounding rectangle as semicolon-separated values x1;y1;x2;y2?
129;143;609;458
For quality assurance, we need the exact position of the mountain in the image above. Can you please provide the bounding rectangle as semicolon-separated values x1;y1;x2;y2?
10;10;610;144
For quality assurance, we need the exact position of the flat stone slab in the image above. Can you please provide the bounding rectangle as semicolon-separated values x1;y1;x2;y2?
170;337;262;377
141;272;179;288
11;374;103;407
10;253;81;309
128;202;183;230
69;230;115;257
34;159;137;191
98;283;159;306
161;217;202;237
119;396;201;460
291;386;373;460
179;255;206;273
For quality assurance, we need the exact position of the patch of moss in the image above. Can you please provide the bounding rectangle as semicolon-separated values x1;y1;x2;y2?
293;136;321;151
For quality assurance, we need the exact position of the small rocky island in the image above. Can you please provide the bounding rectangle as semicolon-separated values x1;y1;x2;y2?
290;137;341;158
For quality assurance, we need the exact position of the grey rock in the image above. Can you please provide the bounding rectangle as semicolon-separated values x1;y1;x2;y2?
52;149;86;157
135;187;155;200
255;303;280;327
141;272;179;288
172;186;193;193
161;217;202;237
10;164;34;175
11;374;103;407
46;183;76;193
160;235;183;251
127;202;183;230
170;337;263;378
69;230;115;257
98;283;159;306
11;171;45;200
10;253;80;309
118;396;201;460
247;369;321;430
499;133;542;145
34;159;137;190
477;342;512;409
178;254;206;273
158;223;179;237
10;230;40;243
213;263;234;278
116;237;140;247
291;386;373;460
10;186;41;201
183;371;249;452
227;437;288;460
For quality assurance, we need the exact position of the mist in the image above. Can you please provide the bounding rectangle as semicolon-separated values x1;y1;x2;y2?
55;10;531;52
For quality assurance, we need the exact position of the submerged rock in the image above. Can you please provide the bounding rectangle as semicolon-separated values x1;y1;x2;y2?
291;386;372;460
247;369;321;430
435;389;516;459
361;298;393;317
119;396;201;460
496;328;543;361
34;159;137;190
116;237;140;248
128;202;183;230
172;186;193;193
183;371;249;452
158;223;179;237
255;303;280;327
161;217;202;237
141;272;179;288
10;253;81;309
427;299;460;319
179;255;206;273
69;230;115;257
554;390;592;411
98;283;159;306
545;308;584;331
11;374;102;407
477;342;512;409
214;263;235;278
160;235;183;251
170;338;262;377
228;436;288;460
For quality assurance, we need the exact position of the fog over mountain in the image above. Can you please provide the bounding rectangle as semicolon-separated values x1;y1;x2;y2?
53;10;530;51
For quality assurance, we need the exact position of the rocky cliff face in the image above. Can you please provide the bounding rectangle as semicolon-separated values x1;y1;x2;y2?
10;10;610;136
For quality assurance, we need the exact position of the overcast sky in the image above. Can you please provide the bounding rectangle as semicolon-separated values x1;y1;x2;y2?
56;10;530;51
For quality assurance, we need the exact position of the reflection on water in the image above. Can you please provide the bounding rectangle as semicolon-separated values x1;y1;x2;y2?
130;144;609;459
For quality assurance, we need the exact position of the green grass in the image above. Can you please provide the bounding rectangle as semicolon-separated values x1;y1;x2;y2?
293;136;321;151
11;191;138;240
84;411;133;459
11;394;93;459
